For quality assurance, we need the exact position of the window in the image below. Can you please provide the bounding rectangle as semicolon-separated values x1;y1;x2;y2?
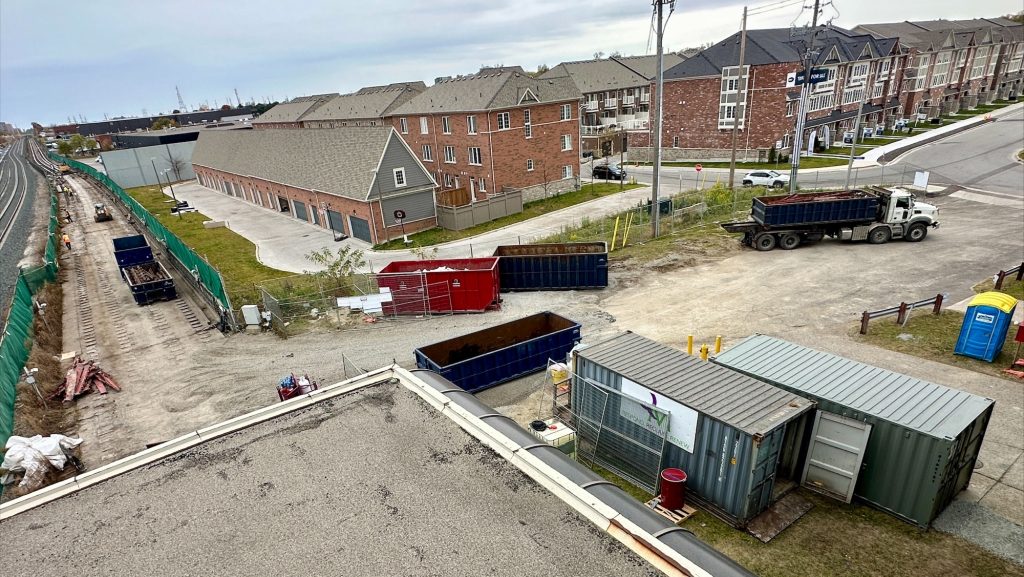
468;146;482;165
848;62;869;85
441;116;451;134
478;178;486;192
786;100;796;117
842;86;864;105
931;51;952;87
419;117;429;134
871;83;884;98
812;66;837;93
421;144;433;162
561;134;572;151
497;112;510;130
561;165;573;179
526;159;535;171
672;136;679;148
560;104;572;120
443;145;456;164
442;173;454;187
807;92;835;112
971;46;990;79
718;65;749;129
399;118;408;134
392;168;406;187
524;109;532;138
911;54;931;91
467;115;477;134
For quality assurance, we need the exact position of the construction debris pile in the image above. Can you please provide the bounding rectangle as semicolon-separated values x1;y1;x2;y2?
52;357;122;402
123;262;165;284
1;434;83;490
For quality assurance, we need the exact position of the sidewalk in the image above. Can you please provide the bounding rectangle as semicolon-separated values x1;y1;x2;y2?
165;181;655;274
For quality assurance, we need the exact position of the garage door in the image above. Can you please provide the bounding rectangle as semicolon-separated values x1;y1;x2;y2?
801;412;871;503
293;200;308;222
349;215;372;243
327;210;345;235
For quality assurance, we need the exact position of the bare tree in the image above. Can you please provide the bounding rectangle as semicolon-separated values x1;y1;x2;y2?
166;151;188;181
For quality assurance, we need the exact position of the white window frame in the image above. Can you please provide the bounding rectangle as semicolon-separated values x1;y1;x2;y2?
497;112;510;130
393;168;406;188
442;173;454;188
526;159;534;171
971;46;990;79
421;144;433;162
524;109;532;138
467;115;477;134
561;165;573;179
842;86;865;105
786;100;796;117
468;146;482;166
561;134;572;151
719;65;749;129
443;145;456;164
811;67;837;93
672;136;679;148
399;118;408;134
848;62;869;85
930;51;952;87
478;178;486;192
560;104;571;120
419;117;429;134
441;116;451;134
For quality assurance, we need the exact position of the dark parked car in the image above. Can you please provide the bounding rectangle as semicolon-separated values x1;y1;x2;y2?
592;164;626;180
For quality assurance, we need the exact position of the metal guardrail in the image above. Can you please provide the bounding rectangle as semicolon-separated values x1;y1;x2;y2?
860;293;946;335
994;262;1024;290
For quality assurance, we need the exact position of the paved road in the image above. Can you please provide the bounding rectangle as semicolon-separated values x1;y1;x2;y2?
622;104;1024;199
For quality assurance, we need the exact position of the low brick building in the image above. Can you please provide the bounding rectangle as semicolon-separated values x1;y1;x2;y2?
632;26;906;161
191;127;436;245
386;66;582;203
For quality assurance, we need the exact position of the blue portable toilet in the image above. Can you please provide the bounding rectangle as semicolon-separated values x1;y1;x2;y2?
954;292;1018;362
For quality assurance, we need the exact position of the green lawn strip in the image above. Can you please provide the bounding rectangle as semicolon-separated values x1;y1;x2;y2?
858;310;1020;381
821;146;872;156
1018;149;1024;162
974;275;1024;301
373;182;641;250
126;185;292;306
859;137;903;146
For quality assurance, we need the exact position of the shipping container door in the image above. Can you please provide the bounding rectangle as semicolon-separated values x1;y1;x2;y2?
801;412;871;503
349;215;372;242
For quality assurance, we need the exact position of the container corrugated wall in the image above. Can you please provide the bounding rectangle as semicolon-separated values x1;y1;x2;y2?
493;242;608;291
573;353;798;526
714;335;995;526
753;190;879;226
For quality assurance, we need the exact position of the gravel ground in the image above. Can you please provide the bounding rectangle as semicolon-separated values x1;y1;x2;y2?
932;500;1024;564
0;140;45;319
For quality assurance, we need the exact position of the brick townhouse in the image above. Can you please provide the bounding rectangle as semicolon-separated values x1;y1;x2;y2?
192;127;436;245
385;66;582;202
631;26;906;161
855;18;1024;118
300;82;425;128
251;94;338;129
540;54;682;156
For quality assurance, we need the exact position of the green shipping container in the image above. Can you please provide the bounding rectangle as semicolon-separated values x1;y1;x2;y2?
713;335;994;527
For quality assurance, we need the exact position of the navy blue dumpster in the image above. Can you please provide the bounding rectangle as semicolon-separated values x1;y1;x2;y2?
493;242;607;292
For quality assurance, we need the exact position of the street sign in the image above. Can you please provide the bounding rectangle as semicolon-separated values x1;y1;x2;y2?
393;209;406;220
695;163;702;172
791;68;829;86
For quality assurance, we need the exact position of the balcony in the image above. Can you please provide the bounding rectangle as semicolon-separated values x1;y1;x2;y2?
640;93;650;103
622;95;636;107
584;101;599;112
903;68;918;78
604;98;617;108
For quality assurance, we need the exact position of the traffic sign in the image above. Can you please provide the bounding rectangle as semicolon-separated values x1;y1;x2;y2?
695;163;703;172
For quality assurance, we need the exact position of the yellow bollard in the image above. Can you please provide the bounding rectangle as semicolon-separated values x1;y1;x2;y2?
611;216;620;252
700;344;709;361
687;335;694;355
714;336;722;354
621;212;633;249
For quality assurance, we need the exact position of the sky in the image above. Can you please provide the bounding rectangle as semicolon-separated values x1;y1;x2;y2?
1;0;1021;129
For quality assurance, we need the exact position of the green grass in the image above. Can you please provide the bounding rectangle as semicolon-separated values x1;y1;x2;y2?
1018;149;1023;162
372;182;641;249
820;146;872;157
859;137;902;146
635;156;849;169
974;275;1024;301
126;185;292;305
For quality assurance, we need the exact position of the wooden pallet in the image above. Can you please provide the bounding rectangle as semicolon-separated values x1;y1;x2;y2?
1004;359;1024;379
645;498;698;524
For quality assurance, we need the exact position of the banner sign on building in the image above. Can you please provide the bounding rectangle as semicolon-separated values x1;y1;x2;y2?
618;377;699;453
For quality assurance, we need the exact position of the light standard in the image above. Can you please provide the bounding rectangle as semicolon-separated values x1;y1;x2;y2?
162;169;182;218
370;168;389;244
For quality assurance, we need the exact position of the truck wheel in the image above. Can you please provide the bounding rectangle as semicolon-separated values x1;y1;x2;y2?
779;233;800;250
753;233;776;251
868;227;891;244
906;223;928;242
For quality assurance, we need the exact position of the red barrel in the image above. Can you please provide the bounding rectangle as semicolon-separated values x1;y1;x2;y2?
660;468;688;511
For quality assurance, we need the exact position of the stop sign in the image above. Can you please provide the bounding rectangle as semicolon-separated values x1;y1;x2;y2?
695;163;703;172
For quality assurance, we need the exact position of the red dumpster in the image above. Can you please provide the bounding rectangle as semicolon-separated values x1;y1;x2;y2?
377;258;500;315
660;468;688;511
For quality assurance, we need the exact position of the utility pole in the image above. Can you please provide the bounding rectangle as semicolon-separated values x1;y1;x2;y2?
651;0;674;239
727;5;749;189
843;94;866;191
788;0;821;193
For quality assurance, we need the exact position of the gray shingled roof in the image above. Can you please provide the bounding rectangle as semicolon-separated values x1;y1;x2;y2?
192;127;406;201
576;332;813;436
614;54;685;79
540;59;649;93
252;94;337;124
356;81;427;95
391;67;581;115
302;85;424;122
855;19;1023;49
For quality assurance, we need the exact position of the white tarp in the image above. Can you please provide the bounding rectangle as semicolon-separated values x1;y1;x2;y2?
1;434;83;489
618;377;699;453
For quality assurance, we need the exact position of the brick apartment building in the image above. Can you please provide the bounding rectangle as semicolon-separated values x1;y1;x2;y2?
540;54;682;156
631;26;906;161
192;127;436;245
385;66;582;202
855;18;1024;118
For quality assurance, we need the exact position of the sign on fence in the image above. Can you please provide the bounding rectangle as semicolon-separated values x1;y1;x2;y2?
619;377;699;453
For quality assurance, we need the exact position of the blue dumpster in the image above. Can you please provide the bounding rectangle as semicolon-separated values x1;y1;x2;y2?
954;292;1018;362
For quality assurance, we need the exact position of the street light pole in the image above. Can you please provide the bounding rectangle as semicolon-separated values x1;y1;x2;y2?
727;5;748;189
164;169;181;218
843;94;866;191
651;0;674;239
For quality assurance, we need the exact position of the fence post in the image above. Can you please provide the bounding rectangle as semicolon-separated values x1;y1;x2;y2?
932;293;944;315
1017;262;1024;282
860;311;871;335
896;302;908;325
995;270;1006;289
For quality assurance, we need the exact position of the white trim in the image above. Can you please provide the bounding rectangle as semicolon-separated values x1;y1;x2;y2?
393;167;406;187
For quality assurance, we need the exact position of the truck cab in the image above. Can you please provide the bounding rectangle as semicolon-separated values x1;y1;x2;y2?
848;187;939;244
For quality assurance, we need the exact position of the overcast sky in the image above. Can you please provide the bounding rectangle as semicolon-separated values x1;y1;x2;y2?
1;0;1020;128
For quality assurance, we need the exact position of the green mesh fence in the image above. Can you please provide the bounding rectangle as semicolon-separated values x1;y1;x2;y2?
50;153;232;312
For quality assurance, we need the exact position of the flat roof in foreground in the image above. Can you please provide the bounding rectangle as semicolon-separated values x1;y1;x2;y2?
0;381;657;577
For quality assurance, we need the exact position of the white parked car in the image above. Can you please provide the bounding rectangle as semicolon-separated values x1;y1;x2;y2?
742;170;789;188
